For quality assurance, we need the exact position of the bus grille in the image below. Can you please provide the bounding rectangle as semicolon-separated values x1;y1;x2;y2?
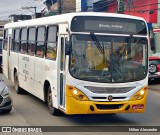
0;96;3;104
85;86;135;94
96;104;123;110
92;97;126;100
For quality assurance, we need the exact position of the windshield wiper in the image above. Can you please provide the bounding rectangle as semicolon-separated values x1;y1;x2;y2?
119;34;133;61
110;38;124;82
90;33;104;54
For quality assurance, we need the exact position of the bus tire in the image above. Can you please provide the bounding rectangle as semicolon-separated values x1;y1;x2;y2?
14;72;23;94
47;86;60;116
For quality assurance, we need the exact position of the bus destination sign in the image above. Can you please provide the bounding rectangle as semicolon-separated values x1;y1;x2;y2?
71;16;147;35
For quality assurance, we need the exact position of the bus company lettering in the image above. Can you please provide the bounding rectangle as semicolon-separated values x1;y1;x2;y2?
22;56;29;62
23;70;29;75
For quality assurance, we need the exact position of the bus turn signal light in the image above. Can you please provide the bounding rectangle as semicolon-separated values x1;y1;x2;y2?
130;87;148;101
67;85;89;101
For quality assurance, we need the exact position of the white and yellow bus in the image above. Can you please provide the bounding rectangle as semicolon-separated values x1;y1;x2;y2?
3;12;149;115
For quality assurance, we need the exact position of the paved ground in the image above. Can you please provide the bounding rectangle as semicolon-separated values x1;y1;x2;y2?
0;74;160;135
148;79;160;91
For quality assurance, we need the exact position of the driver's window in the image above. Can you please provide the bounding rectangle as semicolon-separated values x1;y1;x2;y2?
71;37;87;69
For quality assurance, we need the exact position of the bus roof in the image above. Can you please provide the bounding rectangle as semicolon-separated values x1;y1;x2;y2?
4;12;146;29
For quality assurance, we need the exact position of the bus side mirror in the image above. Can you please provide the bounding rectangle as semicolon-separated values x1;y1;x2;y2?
65;41;71;55
150;38;156;51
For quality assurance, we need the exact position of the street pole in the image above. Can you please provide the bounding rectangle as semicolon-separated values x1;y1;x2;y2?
58;0;62;14
117;0;126;14
22;6;37;18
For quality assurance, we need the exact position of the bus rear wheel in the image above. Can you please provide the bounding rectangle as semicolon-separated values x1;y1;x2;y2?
14;72;23;94
47;86;60;116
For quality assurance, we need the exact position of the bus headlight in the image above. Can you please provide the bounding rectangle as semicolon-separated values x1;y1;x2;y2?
140;90;145;95
67;85;89;101
130;87;148;101
73;90;78;95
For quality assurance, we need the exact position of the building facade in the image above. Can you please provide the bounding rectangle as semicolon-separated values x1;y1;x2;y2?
45;0;76;15
0;21;7;37
76;0;100;12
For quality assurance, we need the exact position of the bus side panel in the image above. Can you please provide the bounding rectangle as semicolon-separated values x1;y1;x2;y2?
10;52;19;83
34;57;47;100
18;54;27;90
34;57;58;107
44;60;58;108
25;55;35;95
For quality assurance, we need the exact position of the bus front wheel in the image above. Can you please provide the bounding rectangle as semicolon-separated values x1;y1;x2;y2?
47;86;60;116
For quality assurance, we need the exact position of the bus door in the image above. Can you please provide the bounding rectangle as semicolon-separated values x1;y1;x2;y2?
58;23;68;109
59;35;67;108
8;34;12;80
3;31;11;79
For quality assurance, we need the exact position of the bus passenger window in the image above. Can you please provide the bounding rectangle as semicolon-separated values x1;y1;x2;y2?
36;27;45;57
13;29;20;52
3;30;8;51
28;27;36;55
20;28;27;53
46;26;57;60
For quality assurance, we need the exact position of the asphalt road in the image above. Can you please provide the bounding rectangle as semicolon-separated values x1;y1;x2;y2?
0;73;160;135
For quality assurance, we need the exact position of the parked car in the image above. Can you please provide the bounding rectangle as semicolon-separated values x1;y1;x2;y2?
0;77;12;113
0;37;2;73
149;56;160;81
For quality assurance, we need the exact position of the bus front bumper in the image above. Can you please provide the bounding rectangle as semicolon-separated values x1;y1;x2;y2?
65;95;147;115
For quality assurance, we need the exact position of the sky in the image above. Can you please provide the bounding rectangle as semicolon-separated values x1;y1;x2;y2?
0;0;46;20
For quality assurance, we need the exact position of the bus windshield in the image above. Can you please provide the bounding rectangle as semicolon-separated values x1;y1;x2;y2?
69;34;148;83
